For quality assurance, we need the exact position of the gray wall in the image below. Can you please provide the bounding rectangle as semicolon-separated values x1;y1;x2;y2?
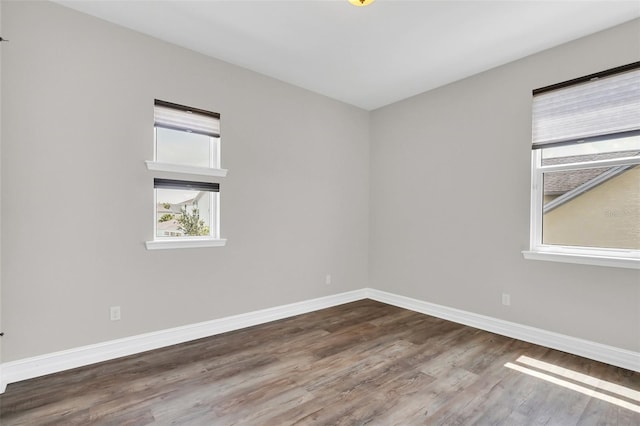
1;1;370;361
369;19;640;352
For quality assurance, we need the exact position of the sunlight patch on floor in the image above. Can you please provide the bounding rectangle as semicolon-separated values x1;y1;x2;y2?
505;355;640;413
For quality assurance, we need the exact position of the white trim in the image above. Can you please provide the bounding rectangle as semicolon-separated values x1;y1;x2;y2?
145;238;227;250
365;288;640;373
145;160;228;178
530;150;543;249
215;190;221;240
0;289;367;393
1;288;637;394
528;149;640;268
522;250;640;269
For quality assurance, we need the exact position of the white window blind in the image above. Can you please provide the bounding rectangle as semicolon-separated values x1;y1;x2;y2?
154;99;220;137
532;65;640;148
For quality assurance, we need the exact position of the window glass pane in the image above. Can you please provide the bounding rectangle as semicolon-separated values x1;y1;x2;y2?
156;127;218;168
156;188;213;238
542;165;640;250
541;135;640;165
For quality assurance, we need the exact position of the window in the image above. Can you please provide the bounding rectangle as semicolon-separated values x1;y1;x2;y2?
154;179;219;238
145;100;227;250
523;63;640;269
146;100;227;176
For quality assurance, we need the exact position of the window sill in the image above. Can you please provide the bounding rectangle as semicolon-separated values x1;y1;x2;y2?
145;161;228;178
146;239;227;250
522;250;639;269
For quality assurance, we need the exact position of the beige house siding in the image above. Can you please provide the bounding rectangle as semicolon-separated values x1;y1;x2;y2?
543;165;640;249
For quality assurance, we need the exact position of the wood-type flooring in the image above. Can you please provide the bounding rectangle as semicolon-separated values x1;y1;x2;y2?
0;299;638;425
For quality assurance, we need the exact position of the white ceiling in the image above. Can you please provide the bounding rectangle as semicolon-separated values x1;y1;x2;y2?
56;0;640;110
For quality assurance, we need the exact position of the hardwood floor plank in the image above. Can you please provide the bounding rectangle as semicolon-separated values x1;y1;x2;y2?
1;299;638;425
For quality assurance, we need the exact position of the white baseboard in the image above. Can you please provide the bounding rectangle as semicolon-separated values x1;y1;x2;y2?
0;289;367;393
365;288;640;373
1;287;637;394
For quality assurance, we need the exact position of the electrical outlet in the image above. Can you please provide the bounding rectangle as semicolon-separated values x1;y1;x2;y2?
110;306;121;321
325;274;332;285
502;293;511;306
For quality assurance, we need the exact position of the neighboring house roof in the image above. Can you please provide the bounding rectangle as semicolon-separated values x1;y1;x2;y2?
157;194;201;215
543;152;639;213
543;151;638;195
544;168;609;196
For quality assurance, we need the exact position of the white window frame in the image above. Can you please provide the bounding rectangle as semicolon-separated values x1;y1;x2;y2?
145;127;227;177
145;100;227;177
146;192;224;250
145;100;227;250
523;149;640;269
523;63;640;269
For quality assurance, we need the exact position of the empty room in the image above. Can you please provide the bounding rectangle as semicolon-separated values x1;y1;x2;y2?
0;0;639;424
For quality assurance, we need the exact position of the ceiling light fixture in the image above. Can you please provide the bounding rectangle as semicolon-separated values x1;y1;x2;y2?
349;0;375;6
